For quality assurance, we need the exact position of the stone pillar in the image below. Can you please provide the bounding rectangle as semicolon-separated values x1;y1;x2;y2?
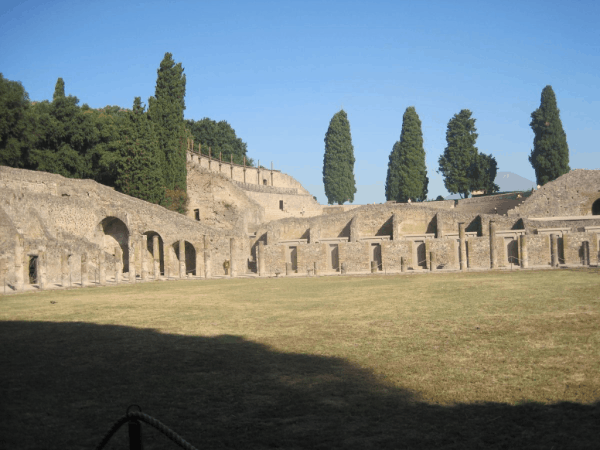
141;234;148;281
458;223;467;271
164;246;170;279
81;252;88;286
257;241;265;277
152;235;160;279
286;262;292;275
99;251;106;285
178;239;186;278
401;256;407;272
350;216;360;243
314;261;319;276
430;251;437;271
392;213;402;240
371;261;377;273
129;237;136;283
340;262;347;275
14;235;25;291
551;234;559;267
489;221;497;269
435;213;444;238
229;238;236;277
520;235;529;269
204;248;211;279
61;251;69;287
38;252;46;289
115;246;122;284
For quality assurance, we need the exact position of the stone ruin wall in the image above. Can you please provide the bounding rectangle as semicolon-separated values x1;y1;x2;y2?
0;166;250;287
511;169;600;217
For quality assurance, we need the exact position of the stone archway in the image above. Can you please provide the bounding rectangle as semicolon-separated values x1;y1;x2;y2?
592;198;600;215
143;231;165;277
99;217;129;272
172;241;197;277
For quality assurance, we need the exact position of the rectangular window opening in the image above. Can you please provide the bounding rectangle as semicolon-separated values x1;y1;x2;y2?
194;209;200;221
279;200;284;211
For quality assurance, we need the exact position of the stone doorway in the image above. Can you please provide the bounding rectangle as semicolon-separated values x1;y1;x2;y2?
287;246;298;272
329;244;339;272
28;255;38;284
371;243;382;271
505;237;519;266
415;241;427;268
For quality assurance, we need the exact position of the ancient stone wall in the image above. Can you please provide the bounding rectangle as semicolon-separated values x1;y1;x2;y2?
511;170;600;217
381;240;412;271
466;237;491;269
339;241;370;272
527;235;551;267
426;238;459;270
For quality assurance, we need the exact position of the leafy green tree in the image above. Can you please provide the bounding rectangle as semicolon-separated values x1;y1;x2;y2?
438;109;479;198
53;78;65;100
323;110;356;205
529;85;570;185
469;152;499;194
115;97;165;204
148;52;187;192
385;106;428;202
0;74;32;167
186;118;254;166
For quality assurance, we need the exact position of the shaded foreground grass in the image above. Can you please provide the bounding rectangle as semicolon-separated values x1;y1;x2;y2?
1;269;599;449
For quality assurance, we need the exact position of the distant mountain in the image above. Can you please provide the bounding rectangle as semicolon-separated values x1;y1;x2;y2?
444;172;536;199
495;172;536;192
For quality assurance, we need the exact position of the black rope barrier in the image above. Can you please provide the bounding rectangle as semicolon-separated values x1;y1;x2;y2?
95;407;198;450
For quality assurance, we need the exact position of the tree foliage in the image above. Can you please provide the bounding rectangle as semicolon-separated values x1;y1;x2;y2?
438;109;480;198
0;73;32;167
385;106;428;202
469;152;499;194
148;52;187;192
323;110;356;205
186;118;253;166
529;85;570;186
114;97;165;204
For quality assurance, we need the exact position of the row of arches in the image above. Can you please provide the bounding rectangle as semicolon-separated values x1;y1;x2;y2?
99;217;197;278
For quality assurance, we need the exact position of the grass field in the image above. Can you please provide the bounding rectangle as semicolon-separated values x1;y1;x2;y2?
1;269;599;449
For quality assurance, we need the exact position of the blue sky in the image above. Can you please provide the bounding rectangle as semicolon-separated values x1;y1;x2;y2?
2;0;599;204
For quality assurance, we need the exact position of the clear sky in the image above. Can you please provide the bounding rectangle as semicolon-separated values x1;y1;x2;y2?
2;0;599;204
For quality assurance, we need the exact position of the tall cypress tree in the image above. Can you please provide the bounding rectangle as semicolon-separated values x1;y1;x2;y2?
529;85;570;185
438;109;479;198
385;106;428;202
323;109;356;205
115;97;165;204
148;52;187;192
53;78;65;100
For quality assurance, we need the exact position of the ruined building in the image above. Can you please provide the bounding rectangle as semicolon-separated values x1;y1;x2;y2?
1;149;599;292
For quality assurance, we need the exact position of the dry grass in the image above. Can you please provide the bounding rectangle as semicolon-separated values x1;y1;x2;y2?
1;269;599;449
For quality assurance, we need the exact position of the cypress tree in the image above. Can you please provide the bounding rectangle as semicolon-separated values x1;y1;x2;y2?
148;52;187;193
469;152;499;194
323;110;356;205
53;78;65;100
385;106;428;202
115;97;165;204
438;109;479;198
529;85;570;185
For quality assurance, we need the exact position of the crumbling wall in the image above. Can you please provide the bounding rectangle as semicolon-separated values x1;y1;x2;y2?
339;241;370;272
466;237;490;269
527;235;551;266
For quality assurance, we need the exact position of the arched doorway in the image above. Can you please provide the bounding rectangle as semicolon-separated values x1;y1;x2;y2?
172;241;197;276
592;198;600;215
99;217;129;272
143;231;165;277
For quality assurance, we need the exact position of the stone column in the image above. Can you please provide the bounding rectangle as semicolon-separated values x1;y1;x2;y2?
286;262;292;275
14;235;25;291
314;261;319;276
152;235;160;279
430;251;437;271
489;221;497;269
204;235;211;279
392;213;402;240
435;213;444;238
38;252;46;289
141;234;148;281
229;238;236;277
551;234;559;267
520;235;529;269
458;223;467;271
178;239;186;278
257;241;265;276
99;251;106;285
129;237;136;283
401;256;407;272
61;251;69;287
164;246;171;279
115;246;122;284
81;252;88;286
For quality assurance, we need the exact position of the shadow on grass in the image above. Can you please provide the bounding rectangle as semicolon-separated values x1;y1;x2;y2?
0;321;598;450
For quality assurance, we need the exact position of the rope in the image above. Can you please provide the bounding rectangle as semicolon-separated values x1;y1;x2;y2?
95;411;198;450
